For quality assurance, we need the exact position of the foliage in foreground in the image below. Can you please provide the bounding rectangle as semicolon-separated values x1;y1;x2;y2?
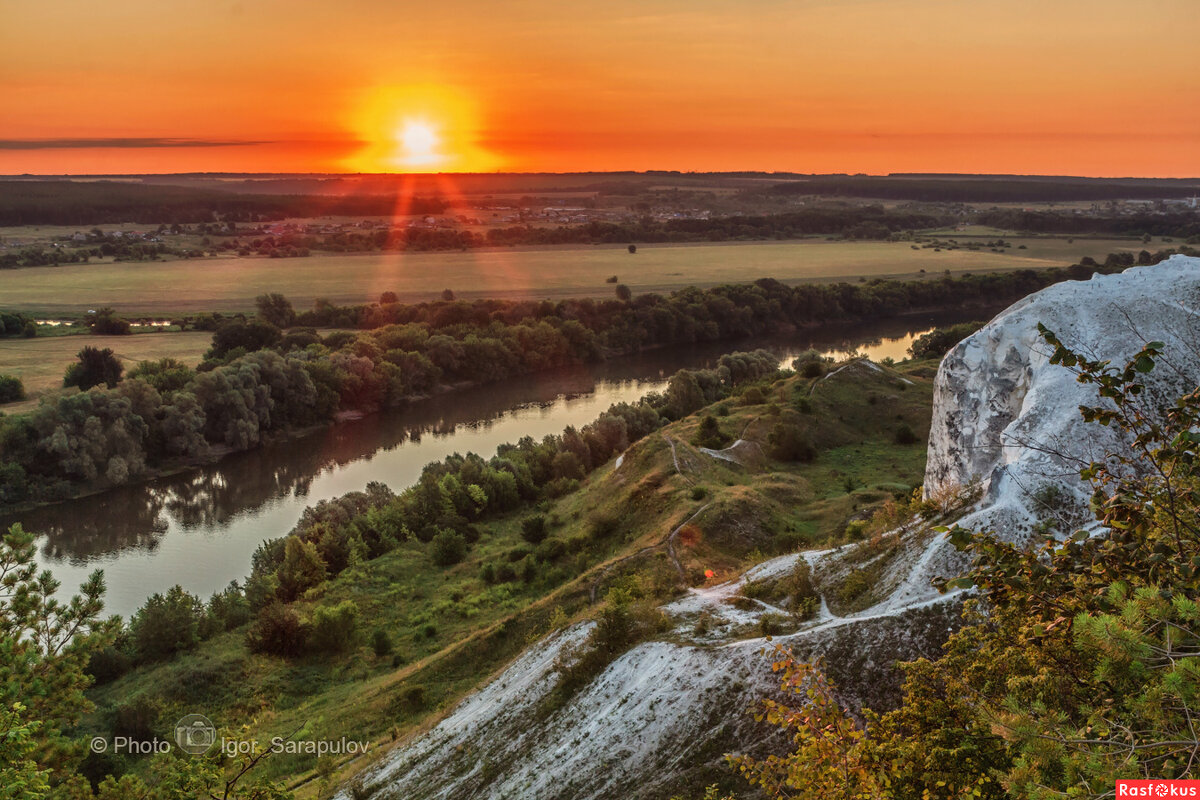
0;523;291;800
729;331;1200;798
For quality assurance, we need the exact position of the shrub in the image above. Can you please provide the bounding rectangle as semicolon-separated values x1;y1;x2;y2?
246;602;307;657
691;486;708;501
0;375;24;403
588;512;620;540
87;643;133;685
309;600;359;652
430;529;467;566
521;515;548;545
740;386;766;405
201;582;251;637
111;696;159;743
398;685;426;712
692;414;730;449
793;349;827;378
844;520;868;541
768;422;816;462
535;537;566;561
129;585;204;662
371;629;394;657
894;423;919;445
907;321;985;360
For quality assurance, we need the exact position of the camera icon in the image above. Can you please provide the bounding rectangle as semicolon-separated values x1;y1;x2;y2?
174;714;217;755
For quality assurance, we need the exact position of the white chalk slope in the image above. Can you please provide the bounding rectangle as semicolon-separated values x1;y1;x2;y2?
341;257;1200;800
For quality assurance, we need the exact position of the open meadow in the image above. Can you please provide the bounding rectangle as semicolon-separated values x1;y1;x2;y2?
0;233;1159;316
0;331;213;413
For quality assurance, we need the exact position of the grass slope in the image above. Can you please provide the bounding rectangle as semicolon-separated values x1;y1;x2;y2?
83;357;935;795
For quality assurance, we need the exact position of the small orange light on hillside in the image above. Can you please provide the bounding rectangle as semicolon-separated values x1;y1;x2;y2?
704;569;715;579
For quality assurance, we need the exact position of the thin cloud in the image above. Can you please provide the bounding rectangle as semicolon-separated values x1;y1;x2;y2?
0;138;274;150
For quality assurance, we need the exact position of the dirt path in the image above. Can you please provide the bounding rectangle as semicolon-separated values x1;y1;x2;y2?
589;503;711;603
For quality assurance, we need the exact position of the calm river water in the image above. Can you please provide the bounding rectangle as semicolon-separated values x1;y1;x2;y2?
5;310;988;616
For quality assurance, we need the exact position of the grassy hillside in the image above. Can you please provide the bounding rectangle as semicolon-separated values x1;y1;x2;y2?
82;355;936;795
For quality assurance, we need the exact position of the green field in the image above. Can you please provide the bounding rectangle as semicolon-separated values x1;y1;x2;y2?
0;234;1158;315
0;332;213;413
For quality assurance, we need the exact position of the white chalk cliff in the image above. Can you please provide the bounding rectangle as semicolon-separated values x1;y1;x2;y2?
339;257;1200;800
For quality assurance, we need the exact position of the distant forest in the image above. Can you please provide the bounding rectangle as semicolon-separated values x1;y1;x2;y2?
758;175;1200;203
0;181;448;225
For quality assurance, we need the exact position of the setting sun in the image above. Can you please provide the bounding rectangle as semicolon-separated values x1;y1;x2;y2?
343;85;499;173
397;120;441;167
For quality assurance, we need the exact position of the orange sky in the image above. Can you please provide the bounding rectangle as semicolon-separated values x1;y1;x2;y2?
1;0;1197;176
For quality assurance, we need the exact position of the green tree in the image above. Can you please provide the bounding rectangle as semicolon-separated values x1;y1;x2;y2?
0;374;24;403
0;524;114;789
63;346;123;390
127;357;195;395
129;585;204;662
308;600;359;652
254;293;296;328
208;319;282;359
521;515;548;545
430;529;467;566
615;283;632;302
276;537;328;601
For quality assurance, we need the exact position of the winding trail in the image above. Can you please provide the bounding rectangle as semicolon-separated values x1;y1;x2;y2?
589;504;711;603
662;435;693;485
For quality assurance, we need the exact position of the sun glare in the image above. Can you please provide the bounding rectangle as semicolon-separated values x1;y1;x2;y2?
344;85;498;173
397;120;442;166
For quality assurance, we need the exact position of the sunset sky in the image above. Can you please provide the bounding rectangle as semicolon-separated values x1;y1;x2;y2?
2;0;1197;176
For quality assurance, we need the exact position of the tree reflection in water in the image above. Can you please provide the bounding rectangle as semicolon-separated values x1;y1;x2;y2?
3;307;999;614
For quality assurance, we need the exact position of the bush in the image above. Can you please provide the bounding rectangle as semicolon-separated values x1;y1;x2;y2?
87;643;133;685
0;375;24;403
793;349;827;378
535;537;566;561
201;582;251;637
691;486;708;501
129;585;204;662
371;629;394;657
309;600;360;653
430;528;467;566
740;386;766;405
894;423;919;445
398;685;426;713
89;308;132;335
246;603;307;657
588;513;620;540
907;321;985;360
111;696;159;743
691;414;730;449
768;422;816;462
521;515;548;545
63;346;123;390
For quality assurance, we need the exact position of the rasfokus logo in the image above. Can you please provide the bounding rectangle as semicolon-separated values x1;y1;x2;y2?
1117;781;1200;797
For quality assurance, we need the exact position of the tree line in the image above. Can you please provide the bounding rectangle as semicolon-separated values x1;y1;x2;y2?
758;175;1200;203
0;260;1139;510
0;181;448;226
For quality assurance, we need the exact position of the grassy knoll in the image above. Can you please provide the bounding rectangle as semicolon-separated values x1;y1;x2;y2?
0;234;1160;315
82;355;934;795
0;331;212;413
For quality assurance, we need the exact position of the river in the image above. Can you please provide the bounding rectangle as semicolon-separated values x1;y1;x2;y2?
5;310;987;616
